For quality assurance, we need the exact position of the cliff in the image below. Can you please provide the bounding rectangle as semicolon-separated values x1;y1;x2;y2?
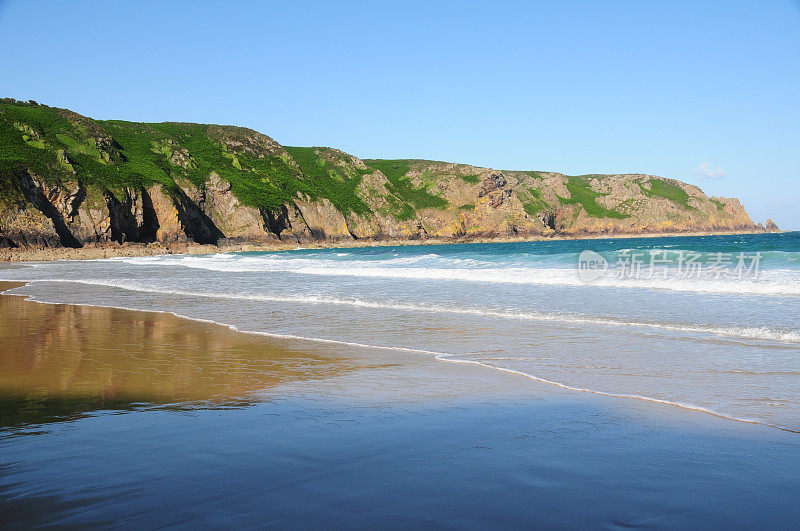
0;99;768;252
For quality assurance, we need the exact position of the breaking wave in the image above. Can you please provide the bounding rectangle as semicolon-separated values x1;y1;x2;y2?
113;254;800;296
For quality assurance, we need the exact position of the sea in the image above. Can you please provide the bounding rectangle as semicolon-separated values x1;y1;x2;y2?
2;231;799;432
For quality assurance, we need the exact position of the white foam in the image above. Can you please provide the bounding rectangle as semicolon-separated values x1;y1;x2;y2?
13;279;800;343
112;254;800;296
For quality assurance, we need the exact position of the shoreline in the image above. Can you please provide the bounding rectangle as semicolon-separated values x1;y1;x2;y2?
0;228;779;262
0;280;553;409
4;281;800;526
2;280;794;434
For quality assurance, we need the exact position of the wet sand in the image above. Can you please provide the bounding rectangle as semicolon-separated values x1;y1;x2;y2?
0;281;544;413
0;281;368;414
1;282;799;527
0;280;552;429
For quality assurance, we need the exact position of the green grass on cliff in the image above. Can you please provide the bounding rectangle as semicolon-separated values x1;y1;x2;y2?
0;101;371;213
517;187;549;217
0;102;180;193
710;198;726;211
557;176;629;219
0;100;706;225
362;159;448;210
0;102;79;185
283;147;371;215
639;179;694;210
381;194;416;221
142;121;304;210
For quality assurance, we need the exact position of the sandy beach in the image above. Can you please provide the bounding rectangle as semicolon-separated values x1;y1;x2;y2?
2;280;800;527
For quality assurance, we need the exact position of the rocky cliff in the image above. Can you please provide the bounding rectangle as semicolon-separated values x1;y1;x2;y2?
0;99;771;251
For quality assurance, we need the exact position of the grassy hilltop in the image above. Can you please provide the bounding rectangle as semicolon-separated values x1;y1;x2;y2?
0;100;440;220
0;99;759;249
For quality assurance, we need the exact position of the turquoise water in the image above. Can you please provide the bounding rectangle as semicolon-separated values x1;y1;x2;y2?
2;232;800;430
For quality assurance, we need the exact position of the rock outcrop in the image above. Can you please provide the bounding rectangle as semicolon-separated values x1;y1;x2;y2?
0;99;775;251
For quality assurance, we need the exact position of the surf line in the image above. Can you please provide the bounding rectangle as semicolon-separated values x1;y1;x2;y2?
3;282;799;435
434;353;800;434
10;278;800;343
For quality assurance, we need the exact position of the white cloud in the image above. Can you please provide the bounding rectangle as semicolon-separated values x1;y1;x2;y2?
694;163;727;181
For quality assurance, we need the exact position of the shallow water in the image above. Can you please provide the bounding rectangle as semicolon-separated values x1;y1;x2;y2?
1;290;799;527
1;232;799;430
0;290;371;429
3;396;800;528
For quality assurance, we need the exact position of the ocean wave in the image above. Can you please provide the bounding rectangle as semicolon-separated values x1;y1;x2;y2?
17;279;800;343
112;254;800;295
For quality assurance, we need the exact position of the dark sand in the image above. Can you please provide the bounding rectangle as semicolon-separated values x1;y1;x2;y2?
1;282;799;528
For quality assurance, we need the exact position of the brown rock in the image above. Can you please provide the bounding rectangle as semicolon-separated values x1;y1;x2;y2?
478;171;506;198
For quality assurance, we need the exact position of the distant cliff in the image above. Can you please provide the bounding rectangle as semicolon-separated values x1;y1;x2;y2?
0;99;773;251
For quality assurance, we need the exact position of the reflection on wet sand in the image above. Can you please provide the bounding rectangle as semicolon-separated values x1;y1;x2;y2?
0;282;362;428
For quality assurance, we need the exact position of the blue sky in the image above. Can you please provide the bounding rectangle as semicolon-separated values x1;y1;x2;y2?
1;1;798;228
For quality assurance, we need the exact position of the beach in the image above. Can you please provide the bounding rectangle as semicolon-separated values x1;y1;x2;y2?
1;282;800;527
1;232;800;527
3;0;798;526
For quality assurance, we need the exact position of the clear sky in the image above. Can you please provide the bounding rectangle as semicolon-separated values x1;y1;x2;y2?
1;1;798;228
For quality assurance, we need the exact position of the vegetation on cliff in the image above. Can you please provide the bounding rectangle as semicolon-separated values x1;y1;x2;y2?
556;176;629;219
362;159;449;210
0;99;763;249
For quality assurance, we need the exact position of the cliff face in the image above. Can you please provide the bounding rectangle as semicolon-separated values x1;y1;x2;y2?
0;99;764;250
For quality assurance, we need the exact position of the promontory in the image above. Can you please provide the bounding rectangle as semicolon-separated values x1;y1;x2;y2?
0;98;776;258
